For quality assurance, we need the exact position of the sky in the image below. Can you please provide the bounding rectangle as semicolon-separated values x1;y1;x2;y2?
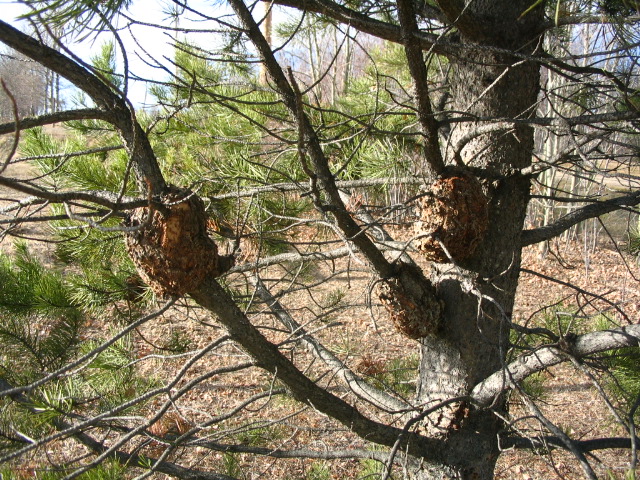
0;0;237;107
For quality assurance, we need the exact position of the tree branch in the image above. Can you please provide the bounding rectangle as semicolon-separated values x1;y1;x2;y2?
521;192;640;246
0;79;19;175
229;0;396;279
210;177;422;201
0;20;166;192
548;14;640;28
190;439;391;463
520;391;598;479
0;108;109;135
251;275;413;413
189;278;445;461
273;0;450;54
472;325;640;407
396;0;445;178
445;109;640;129
0;176;147;210
503;435;640;451
0;377;237;480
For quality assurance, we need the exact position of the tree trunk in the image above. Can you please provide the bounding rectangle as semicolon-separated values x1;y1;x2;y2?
258;1;272;86
414;2;543;478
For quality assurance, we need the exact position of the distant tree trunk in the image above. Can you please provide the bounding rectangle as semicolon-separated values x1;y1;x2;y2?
258;1;272;86
413;2;544;477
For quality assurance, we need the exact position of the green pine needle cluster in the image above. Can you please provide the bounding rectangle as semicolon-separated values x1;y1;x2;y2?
0;242;82;376
80;335;158;412
628;214;640;256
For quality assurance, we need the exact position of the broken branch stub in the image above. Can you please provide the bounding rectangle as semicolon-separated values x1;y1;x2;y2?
414;174;489;263
124;185;234;297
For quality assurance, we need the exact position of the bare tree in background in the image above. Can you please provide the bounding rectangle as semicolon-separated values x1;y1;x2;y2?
0;51;48;119
0;1;639;479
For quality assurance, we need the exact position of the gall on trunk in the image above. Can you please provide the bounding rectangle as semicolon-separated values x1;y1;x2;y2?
377;276;443;339
377;262;444;340
413;173;489;263
124;185;234;297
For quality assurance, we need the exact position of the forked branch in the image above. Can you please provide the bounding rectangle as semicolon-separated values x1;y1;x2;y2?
190;278;445;460
251;275;413;413
229;0;395;278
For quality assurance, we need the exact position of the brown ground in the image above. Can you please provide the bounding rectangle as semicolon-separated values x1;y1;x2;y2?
497;241;640;480
1;132;639;478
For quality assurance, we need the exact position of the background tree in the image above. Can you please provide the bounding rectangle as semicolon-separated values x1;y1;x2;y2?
0;1;639;479
0;51;48;119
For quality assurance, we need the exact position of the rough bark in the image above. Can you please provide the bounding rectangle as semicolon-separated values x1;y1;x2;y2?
411;2;545;478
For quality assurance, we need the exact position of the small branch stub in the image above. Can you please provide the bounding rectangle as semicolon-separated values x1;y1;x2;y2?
414;174;489;263
124;185;233;297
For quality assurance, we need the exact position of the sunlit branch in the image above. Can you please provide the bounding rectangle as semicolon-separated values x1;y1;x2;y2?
0;336;249;466
0;79;19;174
520;392;598;479
0;176;147;210
251;275;413;413
187;439;392;462
503;435;640;451
472;325;640;407
549;14;640;28
210;177;422;201
0;375;238;480
190;278;445;460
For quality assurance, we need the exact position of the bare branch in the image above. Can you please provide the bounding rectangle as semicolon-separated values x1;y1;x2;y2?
0;20;166;192
0;79;19;174
0;300;177;399
520;393;598;480
251;275;413;413
0;108;110;135
0;378;238;480
521;192;640;246
189;278;445;460
550;14;640;28
210;177;422;201
228;0;395;278
0;175;148;210
472;325;640;407
445;109;640;130
395;0;444;178
503;435;640;451
191;439;391;463
273;0;449;53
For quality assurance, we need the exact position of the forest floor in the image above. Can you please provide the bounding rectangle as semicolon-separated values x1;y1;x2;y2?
1;133;639;479
497;241;639;480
